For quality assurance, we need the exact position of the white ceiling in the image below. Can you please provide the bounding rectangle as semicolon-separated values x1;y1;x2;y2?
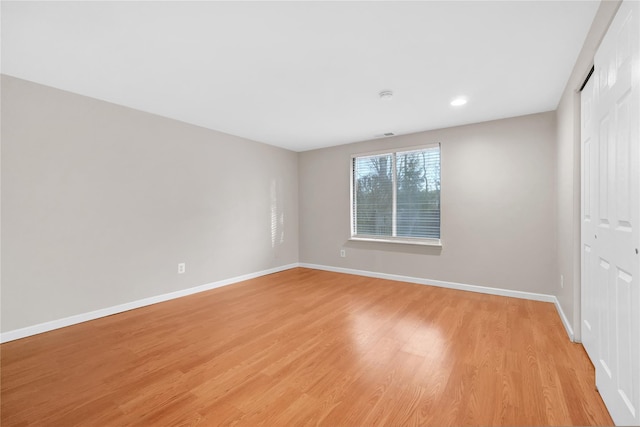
1;1;599;152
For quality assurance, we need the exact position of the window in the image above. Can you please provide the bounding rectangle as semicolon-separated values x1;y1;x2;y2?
351;144;441;245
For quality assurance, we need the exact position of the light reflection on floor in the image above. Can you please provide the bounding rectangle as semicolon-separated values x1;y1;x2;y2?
349;309;448;375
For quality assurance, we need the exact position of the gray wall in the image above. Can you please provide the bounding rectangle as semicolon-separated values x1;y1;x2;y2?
555;0;621;340
1;75;299;332
299;112;557;294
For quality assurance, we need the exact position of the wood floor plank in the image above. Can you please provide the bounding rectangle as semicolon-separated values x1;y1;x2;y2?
1;268;613;426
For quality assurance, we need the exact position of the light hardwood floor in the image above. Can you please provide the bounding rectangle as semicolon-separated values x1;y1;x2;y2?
1;268;613;426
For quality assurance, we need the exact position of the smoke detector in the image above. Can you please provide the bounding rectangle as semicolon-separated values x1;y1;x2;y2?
379;90;394;100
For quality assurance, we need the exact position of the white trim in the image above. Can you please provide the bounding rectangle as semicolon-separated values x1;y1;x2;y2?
349;236;442;247
0;263;298;343
350;142;440;159
554;296;576;342
300;263;556;302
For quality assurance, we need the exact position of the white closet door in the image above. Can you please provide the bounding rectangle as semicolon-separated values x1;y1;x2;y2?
582;1;639;425
581;64;598;364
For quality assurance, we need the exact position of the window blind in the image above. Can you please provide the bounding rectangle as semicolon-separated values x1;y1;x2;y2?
351;144;440;241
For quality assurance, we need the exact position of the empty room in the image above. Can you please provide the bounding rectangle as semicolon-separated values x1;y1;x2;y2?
1;1;639;426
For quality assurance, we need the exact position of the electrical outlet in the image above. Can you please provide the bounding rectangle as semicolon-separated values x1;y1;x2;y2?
340;249;346;258
178;263;186;274
560;274;564;288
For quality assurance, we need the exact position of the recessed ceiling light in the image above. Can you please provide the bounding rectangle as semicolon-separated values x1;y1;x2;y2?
379;90;394;100
450;97;468;106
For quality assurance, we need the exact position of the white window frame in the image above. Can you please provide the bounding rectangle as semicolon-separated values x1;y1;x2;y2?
350;143;442;247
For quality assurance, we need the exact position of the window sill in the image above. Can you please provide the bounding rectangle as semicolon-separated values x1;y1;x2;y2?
349;236;442;247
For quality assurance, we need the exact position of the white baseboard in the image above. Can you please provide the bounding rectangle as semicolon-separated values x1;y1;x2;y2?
553;297;575;341
0;263;298;344
300;263;556;302
299;263;574;340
